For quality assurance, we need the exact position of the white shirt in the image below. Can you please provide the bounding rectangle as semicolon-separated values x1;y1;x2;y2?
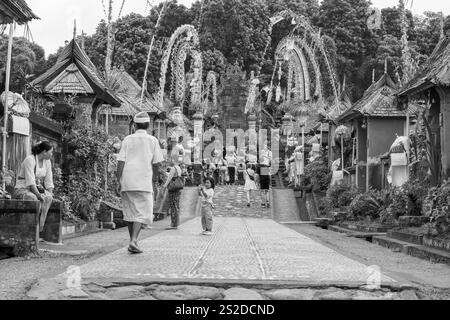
16;155;54;190
226;153;237;166
260;150;272;166
201;188;215;207
117;130;164;193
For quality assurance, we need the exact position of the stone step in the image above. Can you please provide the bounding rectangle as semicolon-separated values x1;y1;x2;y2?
328;225;386;238
373;236;450;265
280;221;316;225
388;230;424;246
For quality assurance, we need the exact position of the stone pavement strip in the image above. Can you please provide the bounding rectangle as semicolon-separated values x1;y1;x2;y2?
213;186;271;219
27;186;407;300
75;217;394;283
29;217;398;299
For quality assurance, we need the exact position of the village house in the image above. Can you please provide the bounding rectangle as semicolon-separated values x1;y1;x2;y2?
30;38;121;124
337;72;415;192
398;35;450;185
97;67;166;138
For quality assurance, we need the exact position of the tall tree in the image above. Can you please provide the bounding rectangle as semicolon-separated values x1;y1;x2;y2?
0;36;46;93
414;11;447;56
316;0;377;100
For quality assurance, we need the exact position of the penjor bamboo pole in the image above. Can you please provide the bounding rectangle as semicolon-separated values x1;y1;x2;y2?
140;0;169;108
2;22;14;191
341;135;344;172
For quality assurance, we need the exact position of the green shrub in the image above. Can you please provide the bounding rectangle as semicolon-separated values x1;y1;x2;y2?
303;158;331;192
386;187;409;220
318;197;334;216
349;189;387;221
423;180;450;236
385;179;429;220
63;126;114;221
326;182;359;209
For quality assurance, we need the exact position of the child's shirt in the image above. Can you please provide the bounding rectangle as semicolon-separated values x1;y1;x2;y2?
201;188;215;208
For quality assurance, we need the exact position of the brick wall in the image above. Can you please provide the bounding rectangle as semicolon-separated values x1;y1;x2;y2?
0;200;40;256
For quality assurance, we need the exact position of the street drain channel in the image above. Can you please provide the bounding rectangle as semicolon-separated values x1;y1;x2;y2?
0;248;13;260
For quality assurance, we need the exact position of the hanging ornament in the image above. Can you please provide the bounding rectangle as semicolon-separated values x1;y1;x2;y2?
266;87;273;105
275;86;282;103
287;38;294;51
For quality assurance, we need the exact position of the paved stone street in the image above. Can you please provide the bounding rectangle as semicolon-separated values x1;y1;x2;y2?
74;217;394;283
213;186;271;219
2;186;446;300
27;186;439;300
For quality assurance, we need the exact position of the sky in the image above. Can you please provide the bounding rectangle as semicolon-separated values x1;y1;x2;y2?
15;0;450;57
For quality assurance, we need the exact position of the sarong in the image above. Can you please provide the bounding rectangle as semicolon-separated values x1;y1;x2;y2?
201;204;214;232
168;190;181;228
121;191;154;226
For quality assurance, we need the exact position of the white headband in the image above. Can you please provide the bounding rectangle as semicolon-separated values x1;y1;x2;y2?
134;112;150;123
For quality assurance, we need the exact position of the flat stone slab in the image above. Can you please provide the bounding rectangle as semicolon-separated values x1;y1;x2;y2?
150;285;222;300
223;288;264;300
264;289;316;300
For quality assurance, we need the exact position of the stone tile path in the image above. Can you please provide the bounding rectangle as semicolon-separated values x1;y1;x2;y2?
76;217;394;284
28;186;402;300
213;186;271;219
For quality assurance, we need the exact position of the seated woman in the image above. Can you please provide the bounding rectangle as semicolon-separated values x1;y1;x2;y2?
14;141;54;235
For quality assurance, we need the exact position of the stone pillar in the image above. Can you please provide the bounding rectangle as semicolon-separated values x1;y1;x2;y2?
193;111;203;185
247;113;258;164
438;87;450;179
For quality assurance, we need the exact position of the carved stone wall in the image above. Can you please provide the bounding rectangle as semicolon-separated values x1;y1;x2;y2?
218;65;249;133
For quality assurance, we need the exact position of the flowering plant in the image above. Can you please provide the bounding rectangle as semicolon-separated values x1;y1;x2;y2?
0;170;15;199
335;125;350;137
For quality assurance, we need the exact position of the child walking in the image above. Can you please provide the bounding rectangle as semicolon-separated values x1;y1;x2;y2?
199;177;215;236
244;164;258;207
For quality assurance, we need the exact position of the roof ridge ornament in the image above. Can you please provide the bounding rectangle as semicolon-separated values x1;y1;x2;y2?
73;19;77;40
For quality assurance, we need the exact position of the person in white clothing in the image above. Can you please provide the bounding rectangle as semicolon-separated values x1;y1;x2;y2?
294;146;304;187
244;163;258;207
14;141;54;236
116;112;164;254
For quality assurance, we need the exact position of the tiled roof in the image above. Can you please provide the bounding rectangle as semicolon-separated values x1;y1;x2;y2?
327;88;352;121
0;0;39;25
100;68;194;130
339;73;409;121
399;36;450;96
45;63;94;94
100;68;163;117
30;39;121;107
29;111;63;135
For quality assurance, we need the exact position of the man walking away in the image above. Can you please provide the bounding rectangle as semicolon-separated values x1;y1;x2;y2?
116;112;164;254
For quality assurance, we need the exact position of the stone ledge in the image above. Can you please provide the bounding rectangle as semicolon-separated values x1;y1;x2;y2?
340;222;395;233
399;216;430;228
423;236;450;253
373;236;450;265
328;225;386;238
388;230;424;246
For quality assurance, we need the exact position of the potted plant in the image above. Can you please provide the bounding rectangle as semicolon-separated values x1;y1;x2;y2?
52;93;77;116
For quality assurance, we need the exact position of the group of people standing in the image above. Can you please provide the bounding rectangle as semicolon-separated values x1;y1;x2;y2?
200;145;273;208
12;111;274;254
